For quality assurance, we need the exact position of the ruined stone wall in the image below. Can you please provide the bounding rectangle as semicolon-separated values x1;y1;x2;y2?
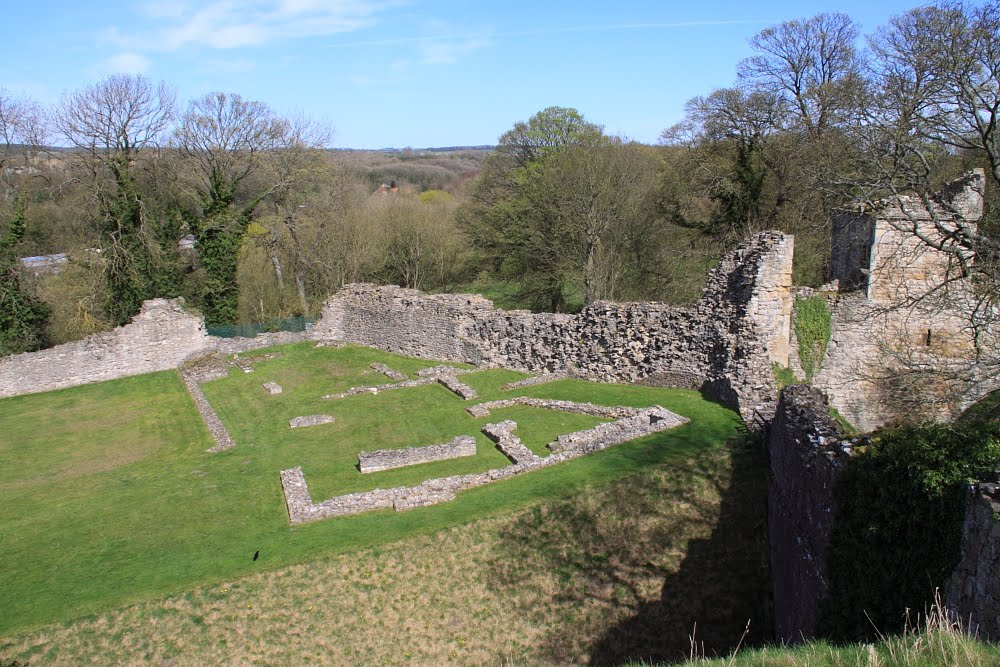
829;212;872;291
772;384;1000;644
946;476;1000;641
0;232;793;419
813;171;995;431
0;299;210;398
358;436;477;474
311;288;497;362
767;385;852;643
312;231;794;423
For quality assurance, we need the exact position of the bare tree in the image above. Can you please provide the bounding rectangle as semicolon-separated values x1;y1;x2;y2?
739;13;862;135
54;75;175;325
56;75;173;172
173;92;294;324
0;91;47;190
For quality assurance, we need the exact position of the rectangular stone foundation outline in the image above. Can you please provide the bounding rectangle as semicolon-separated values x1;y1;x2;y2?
280;404;688;524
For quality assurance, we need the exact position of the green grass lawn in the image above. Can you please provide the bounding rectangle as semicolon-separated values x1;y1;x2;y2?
0;342;742;637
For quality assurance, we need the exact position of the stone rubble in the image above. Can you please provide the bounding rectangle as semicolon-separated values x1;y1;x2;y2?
370;362;408;381
358;435;477;473
289;414;335;428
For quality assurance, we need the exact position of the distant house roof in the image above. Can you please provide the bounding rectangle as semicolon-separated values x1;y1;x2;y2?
19;253;68;274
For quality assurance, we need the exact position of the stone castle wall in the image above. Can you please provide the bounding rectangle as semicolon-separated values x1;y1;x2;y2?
946;476;1000;641
0;299;210;398
814;171;995;431
770;383;1000;643
313;231;794;423
767;385;851;643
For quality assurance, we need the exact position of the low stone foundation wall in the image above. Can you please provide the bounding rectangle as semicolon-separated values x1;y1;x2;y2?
500;371;570;390
483;420;541;464
435;373;478;400
181;371;235;453
549;409;687;453
289;415;335;428
359;435;477;473
467;397;638;420
370;363;408;381
281;404;687;524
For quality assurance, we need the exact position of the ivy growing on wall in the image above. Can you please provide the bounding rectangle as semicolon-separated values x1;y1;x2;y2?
820;420;1000;641
0;198;49;355
793;295;831;381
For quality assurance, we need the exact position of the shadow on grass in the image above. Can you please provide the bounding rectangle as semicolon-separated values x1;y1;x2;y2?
490;436;772;665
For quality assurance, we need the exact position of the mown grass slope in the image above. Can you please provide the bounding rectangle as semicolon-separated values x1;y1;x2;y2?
0;342;745;645
2;436;769;665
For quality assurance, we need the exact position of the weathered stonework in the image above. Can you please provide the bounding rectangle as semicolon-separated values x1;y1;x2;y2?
549;408;688;453
181;370;236;453
0;299;209;398
359;435;477;473
946;476;1000;641
815;170;997;430
263;382;283;395
0;232;796;430
434;373;478;400
767;385;851;643
321;366;476;401
311;231;795;425
466;397;639;420
280;404;686;524
500;371;571;390
482;420;541;464
370;363;408;381
321;378;433;400
289;415;335;428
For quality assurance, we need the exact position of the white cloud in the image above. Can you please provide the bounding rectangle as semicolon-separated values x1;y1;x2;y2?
106;0;402;52
417;36;492;65
102;52;152;74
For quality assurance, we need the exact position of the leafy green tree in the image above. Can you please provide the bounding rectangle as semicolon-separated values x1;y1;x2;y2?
458;107;606;310
0;199;48;354
518;140;660;305
493;106;605;169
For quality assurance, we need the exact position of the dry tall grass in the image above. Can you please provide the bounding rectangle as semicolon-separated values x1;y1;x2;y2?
653;592;1000;667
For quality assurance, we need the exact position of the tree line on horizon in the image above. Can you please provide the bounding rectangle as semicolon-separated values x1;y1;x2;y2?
2;0;999;356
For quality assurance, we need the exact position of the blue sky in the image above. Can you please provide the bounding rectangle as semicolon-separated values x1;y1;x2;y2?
8;0;925;148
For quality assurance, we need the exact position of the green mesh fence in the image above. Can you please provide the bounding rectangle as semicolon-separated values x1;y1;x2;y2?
206;315;315;339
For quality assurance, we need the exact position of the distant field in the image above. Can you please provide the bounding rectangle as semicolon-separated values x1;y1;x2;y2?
0;342;746;655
